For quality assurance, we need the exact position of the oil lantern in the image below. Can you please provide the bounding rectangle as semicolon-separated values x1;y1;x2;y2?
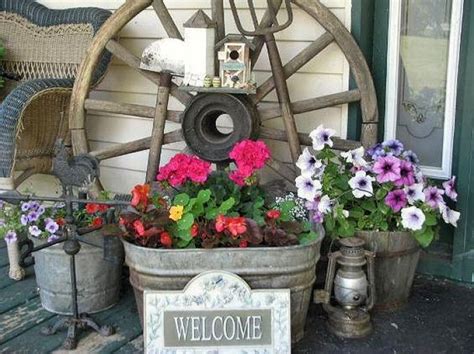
315;237;376;338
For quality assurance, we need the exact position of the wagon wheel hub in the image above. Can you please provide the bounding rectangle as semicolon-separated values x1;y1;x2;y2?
182;93;259;162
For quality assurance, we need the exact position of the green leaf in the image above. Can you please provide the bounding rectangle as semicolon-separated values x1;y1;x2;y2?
425;213;437;226
205;208;219;220
350;208;365;219
176;238;192;248
361;200;376;212
177;213;194;230
218;197;235;213
196;189;211;204
376;188;388;201
177;227;193;242
413;227;434;248
174;193;190;206
184;198;197;213
299;231;318;245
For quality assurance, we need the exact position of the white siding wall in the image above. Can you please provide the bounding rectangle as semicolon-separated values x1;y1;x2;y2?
26;0;351;195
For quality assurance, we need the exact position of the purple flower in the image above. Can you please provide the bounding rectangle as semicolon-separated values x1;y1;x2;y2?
394;160;415;187
21;202;31;212
45;220;59;234
295;175;322;201
402;150;419;165
5;230;17;245
20;214;28;226
373;156;401;183
47;234;59;243
28;225;42;238
0;200;4;209
401;206;425;231
424;186;445;209
367;143;385;159
311;211;324;224
382;139;404;156
27;211;39;223
309;125;336;151
442;177;457;202
349;171;374;198
37;205;45;215
385;190;408;212
0;219;4;227
29;201;40;211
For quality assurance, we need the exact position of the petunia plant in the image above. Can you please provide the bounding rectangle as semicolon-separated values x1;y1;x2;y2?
120;140;319;249
295;125;460;247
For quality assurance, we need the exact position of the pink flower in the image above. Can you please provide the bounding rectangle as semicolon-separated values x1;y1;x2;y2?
385;190;408;212
228;140;271;184
373;156;401;183
187;156;211;183
156;154;211;186
442;177;457;201
394;160;415;187
229;170;246;186
424;186;445;209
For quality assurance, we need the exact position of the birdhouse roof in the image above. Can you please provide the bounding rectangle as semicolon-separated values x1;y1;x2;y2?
183;10;216;28
215;34;256;51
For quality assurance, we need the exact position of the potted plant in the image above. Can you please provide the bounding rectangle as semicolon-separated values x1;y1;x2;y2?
119;140;323;343
0;196;124;314
295;125;460;311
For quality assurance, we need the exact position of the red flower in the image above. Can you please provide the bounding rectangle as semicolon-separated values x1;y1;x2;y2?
160;232;173;248
56;218;66;226
215;215;227;233
133;219;146;237
226;217;247;237
98;204;109;213
86;203;100;214
191;223;199;238
91;217;104;227
131;184;151;209
239;240;249;248
266;209;281;220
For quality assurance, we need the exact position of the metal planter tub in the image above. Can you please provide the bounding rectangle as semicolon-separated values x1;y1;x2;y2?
356;231;420;312
32;231;124;315
123;236;323;343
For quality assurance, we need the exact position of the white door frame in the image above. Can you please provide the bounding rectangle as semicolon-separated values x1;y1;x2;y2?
384;0;464;179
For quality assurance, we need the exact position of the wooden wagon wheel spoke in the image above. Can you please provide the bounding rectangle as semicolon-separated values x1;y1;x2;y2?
84;99;182;123
266;157;297;184
257;89;362;121
253;32;334;104
151;0;183;40
89;129;184;161
259;127;361;151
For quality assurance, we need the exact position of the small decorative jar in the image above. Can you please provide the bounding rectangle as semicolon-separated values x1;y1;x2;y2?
212;76;221;88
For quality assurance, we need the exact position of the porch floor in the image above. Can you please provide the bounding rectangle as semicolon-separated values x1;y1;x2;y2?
0;242;473;353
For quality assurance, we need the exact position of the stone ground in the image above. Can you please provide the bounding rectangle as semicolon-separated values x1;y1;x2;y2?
0;236;472;354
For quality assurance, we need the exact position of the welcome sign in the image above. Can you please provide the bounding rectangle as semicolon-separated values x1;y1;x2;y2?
144;271;291;353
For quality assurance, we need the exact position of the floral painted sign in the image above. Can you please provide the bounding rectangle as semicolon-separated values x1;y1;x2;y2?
144;271;291;353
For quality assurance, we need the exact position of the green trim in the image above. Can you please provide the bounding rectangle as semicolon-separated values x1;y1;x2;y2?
348;0;375;141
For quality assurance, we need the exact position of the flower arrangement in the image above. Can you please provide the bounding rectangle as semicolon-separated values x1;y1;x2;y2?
295;125;460;247
120;140;318;249
0;194;112;245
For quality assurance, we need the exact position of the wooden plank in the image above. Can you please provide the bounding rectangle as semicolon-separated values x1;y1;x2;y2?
212;0;226;43
114;335;143;353
265;158;297;183
259;126;361;151
254;32;334;103
0;297;55;345
0;288;138;353
0;266;34;290
258;89;361;121
0;246;9;267
0;274;38;315
85;99;182;123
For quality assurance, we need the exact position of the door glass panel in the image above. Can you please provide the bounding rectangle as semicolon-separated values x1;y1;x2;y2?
396;0;452;168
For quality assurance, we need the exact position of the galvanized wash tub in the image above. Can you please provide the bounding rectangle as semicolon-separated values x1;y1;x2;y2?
357;231;420;312
32;231;124;315
123;236;323;343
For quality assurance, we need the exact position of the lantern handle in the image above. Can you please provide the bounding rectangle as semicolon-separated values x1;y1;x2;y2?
365;250;376;311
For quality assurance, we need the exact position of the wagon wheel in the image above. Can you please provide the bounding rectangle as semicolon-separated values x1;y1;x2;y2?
69;0;378;189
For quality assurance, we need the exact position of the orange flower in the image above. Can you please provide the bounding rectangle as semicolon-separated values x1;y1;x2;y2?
226;217;247;237
91;217;104;227
215;215;226;233
56;218;66;226
160;232;173;248
86;203;100;214
133;219;146;237
131;184;151;209
191;223;199;238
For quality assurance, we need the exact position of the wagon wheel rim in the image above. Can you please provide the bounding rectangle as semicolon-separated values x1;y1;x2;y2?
69;0;378;190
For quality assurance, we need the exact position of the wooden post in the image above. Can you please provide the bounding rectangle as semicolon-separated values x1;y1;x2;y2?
264;32;302;163
146;73;172;183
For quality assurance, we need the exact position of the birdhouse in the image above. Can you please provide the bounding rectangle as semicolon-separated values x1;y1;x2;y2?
216;34;255;89
183;10;216;87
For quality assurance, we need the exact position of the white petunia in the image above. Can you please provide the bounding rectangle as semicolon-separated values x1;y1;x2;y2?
404;183;425;205
296;148;323;177
401;206;426;231
341;146;367;167
348;171;374;198
318;195;332;214
439;204;460;227
295;175;322;201
309;125;336;151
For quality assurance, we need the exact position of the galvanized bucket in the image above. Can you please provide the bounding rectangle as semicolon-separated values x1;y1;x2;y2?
32;230;124;315
123;234;323;343
356;231;420;312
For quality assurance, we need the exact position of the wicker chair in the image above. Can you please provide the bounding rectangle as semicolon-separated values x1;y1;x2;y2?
0;0;111;190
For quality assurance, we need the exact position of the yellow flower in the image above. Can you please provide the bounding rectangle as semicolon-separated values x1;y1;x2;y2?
169;205;184;221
